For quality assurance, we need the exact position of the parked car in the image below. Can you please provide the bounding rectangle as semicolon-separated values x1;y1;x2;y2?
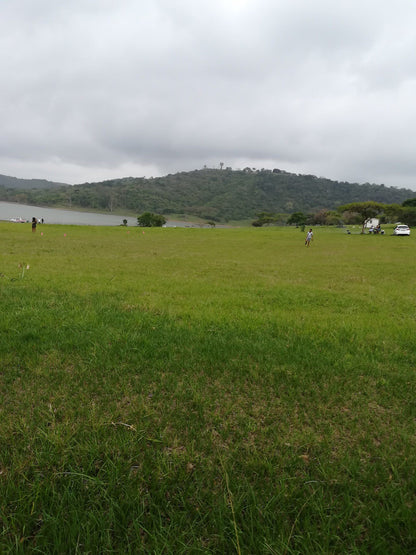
393;224;410;236
9;217;26;223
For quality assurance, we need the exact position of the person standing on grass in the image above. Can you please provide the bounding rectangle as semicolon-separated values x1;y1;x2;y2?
305;228;313;247
32;217;37;232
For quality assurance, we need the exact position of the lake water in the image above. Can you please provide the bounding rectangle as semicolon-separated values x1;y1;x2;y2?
0;202;204;227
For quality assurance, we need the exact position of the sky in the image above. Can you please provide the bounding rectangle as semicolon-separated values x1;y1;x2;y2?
1;0;416;189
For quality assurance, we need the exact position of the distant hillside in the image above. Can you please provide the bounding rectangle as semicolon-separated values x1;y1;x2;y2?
0;168;414;222
0;174;68;190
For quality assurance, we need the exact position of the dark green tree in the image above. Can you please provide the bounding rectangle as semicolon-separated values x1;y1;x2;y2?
401;207;416;226
287;212;307;226
252;212;277;227
382;203;416;226
382;204;404;223
137;212;166;227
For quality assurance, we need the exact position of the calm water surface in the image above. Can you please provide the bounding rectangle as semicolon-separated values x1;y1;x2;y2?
0;202;201;227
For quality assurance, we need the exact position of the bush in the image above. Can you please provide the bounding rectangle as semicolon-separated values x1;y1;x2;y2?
137;212;166;227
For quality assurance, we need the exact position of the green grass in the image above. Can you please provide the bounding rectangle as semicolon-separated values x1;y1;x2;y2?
1;222;415;553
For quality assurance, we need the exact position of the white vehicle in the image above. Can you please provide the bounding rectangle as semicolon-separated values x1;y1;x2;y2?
9;217;26;223
393;224;410;236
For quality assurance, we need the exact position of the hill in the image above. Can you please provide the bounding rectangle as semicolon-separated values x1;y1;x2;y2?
0;173;68;190
0;168;414;222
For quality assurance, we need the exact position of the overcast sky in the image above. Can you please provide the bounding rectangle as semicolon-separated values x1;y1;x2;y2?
1;0;416;189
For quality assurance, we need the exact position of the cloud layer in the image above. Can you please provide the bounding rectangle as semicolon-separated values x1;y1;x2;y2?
1;0;416;188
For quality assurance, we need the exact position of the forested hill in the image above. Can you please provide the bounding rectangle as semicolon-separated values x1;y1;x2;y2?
0;174;68;190
1;168;414;222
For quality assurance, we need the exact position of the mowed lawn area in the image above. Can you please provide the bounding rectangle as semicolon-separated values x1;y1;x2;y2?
1;222;415;553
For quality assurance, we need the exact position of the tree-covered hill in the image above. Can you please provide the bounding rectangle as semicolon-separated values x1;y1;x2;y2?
0;168;414;222
0;174;68;190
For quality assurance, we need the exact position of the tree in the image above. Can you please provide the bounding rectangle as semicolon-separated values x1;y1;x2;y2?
382;203;416;226
137;212;166;227
287;212;307;226
311;209;329;225
325;210;343;226
402;198;416;207
341;210;362;225
252;212;277;227
382;204;404;223
310;209;343;226
401;207;416;226
338;202;384;233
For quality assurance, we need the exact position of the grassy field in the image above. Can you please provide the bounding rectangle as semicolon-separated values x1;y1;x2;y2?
0;222;415;553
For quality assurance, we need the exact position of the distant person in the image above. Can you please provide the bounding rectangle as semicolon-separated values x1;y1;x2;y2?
41;218;44;224
305;228;313;247
32;217;37;232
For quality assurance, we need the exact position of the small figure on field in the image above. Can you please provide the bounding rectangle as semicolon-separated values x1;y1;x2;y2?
32;217;37;232
305;228;313;247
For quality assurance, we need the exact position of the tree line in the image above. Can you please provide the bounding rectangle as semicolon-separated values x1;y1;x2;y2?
254;200;416;229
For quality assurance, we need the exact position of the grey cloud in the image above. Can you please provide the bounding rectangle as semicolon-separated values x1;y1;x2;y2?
1;0;416;188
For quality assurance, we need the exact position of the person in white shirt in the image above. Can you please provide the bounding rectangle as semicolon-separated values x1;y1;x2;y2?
305;228;313;247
